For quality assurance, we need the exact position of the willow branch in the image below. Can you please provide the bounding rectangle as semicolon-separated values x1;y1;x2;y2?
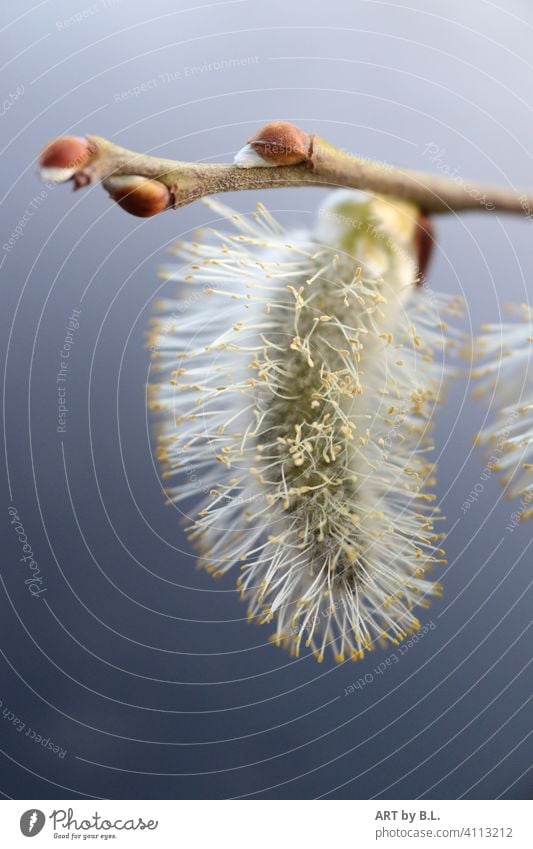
38;121;533;218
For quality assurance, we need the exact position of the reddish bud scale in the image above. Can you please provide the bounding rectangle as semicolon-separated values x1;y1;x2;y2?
415;214;435;282
39;136;93;171
248;121;311;166
103;175;171;217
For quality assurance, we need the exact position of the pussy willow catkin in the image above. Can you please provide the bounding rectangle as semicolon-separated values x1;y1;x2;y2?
473;305;533;513
149;190;464;662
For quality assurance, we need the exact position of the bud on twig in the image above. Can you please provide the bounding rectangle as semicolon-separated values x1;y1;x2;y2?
103;175;172;217
38;135;94;183
234;120;312;168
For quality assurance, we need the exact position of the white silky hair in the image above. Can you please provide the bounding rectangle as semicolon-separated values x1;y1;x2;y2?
473;305;533;513
149;190;465;662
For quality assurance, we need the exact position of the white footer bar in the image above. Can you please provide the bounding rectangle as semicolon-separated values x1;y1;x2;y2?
1;799;530;848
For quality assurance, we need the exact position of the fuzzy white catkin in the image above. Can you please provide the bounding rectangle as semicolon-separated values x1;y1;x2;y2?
149;190;465;662
473;306;533;515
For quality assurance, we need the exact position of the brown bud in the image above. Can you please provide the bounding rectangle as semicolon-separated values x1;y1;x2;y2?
245;121;311;166
39;136;93;182
103;175;171;217
249;121;311;165
415;214;435;282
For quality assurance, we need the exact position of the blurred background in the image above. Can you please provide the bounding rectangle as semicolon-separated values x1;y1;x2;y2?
1;0;532;800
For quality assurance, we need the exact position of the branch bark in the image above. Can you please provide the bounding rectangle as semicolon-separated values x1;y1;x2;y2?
38;122;533;218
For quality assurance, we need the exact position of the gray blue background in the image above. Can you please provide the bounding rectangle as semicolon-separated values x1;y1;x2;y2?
1;0;532;799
